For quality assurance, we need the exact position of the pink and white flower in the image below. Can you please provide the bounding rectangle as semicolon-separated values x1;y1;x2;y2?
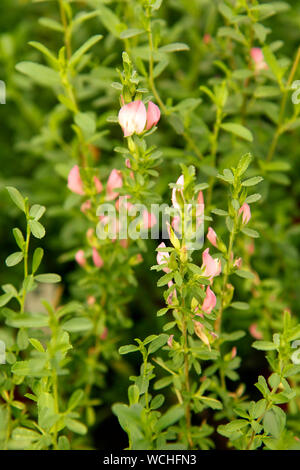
239;203;251;224
202;286;216;314
106;169;123;201
201;248;221;280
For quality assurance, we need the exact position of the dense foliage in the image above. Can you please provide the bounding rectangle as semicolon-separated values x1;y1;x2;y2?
0;0;300;450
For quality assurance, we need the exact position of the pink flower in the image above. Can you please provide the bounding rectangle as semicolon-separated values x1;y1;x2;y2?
172;175;184;209
167;335;174;348
234;257;243;269
107;169;123;201
251;47;268;72
231;346;237;359
249;323;263;340
120;239;129;249
202;286;216;314
93;176;103;193
157;242;170;273
87;296;96;306
201;248;221;280
146;101;161;130
100;327;108;340
118;100;147;137
115;195;133;212
75;249;86;267
81;199;91;214
167;280;177;304
92;247;104;268
68;165;85;195
203;33;211;45
125;158;131;169
207;227;217;248
142;210;157;229
239;203;251;224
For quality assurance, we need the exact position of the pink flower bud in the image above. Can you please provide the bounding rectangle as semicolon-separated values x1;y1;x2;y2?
202;286;216;314
125;159;131;169
75;249;86;267
118;100;147;137
201;248;221;280
234;257;243;269
167;335;174;348
68;165;85;195
92;247;104;268
142;210;157;229
167;280;177;304
87;296;96;306
207;227;218;248
80;199;91;214
107;169;123;201
100;327;108;340
231;346;237;359
203;33;211;45
249;323;263;340
250;47;268;71
239;203;251;224
93;176;103;193
146;101;161;130
120;239;129;249
86;228;94;244
172;175;184;209
157;242;170;273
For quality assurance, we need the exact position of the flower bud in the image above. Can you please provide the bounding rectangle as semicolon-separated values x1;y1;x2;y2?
68;165;85;195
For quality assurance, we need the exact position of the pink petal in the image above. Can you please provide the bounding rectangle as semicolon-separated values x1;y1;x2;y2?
68;165;85;195
202;286;216;314
75;249;86;267
107;169;123;201
118;100;147;137
146;101;161;130
207;227;217;248
92;247;104;268
93;176;103;193
239;203;251;224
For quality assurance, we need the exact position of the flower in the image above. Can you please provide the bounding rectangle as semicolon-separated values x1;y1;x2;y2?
107;169;123;201
157;242;170;273
75;249;86;267
80;199;91;214
167;335;174;348
142;210;157;229
68;165;85;195
207;227;217;248
167;280;177;304
146;101;161;130
234;257;242;269
172;175;184;209
201;248;221;280
118;100;161;137
92;247;104;268
203;33;211;45
249;323;263;340
202;286;216;314
93;176;103;193
239;203;251;224
118;100;147;137
251;47;268;72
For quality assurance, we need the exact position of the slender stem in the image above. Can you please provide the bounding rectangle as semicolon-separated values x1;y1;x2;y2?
207;107;222;207
267;46;300;162
21;216;31;313
58;0;72;60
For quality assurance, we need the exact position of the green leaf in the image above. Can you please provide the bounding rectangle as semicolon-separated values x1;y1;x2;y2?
242;176;264;187
235;270;255;280
155;405;184;432
262;46;285;83
6;187;26;212
211;208;229;216
159;42;190;53
119;28;144;39
230;302;249;310
62;317;93;333
29;204;46;221
74;112;96;135
236;153;253;176
68;389;84;411
29;220;45;239
5;252;24;267
58;436;70;450
157;272;173;287
6;314;49;328
32;248;44;274
221;123;253;142
65;418;87;435
16;62;60;87
263;407;286;438
198;396;223;410
241;227;260;238
245;193;261;204
119;344;139;355
29;41;58;64
29;338;45;353
69;35;103;66
0;293;14;307
35;273;61;283
148;334;169;354
13;228;25;250
252;340;277;351
12;361;30;376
